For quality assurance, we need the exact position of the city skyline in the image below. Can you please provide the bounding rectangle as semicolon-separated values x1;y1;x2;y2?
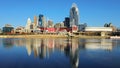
0;0;120;28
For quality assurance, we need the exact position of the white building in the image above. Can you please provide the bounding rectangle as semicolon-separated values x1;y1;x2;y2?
85;27;113;32
26;18;31;29
25;18;32;33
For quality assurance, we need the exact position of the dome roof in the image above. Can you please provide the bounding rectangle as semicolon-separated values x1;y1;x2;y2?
71;3;79;12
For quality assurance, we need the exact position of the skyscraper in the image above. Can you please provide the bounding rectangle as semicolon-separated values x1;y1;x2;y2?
48;20;53;27
34;16;38;27
26;18;31;30
39;14;47;27
42;16;47;27
33;16;39;29
70;3;79;27
25;18;32;33
64;17;70;28
39;14;44;27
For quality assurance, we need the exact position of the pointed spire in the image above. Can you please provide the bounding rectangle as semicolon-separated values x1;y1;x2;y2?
27;18;31;24
72;3;77;8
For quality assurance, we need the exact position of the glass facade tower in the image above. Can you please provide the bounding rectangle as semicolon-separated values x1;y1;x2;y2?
70;3;79;27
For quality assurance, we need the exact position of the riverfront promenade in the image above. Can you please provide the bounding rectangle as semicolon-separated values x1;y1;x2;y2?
0;34;110;39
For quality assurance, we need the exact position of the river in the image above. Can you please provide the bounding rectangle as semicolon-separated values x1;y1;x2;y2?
0;38;120;68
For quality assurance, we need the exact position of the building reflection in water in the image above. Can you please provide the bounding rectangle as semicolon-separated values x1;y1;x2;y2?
64;38;79;68
2;38;14;48
2;38;115;68
79;39;114;51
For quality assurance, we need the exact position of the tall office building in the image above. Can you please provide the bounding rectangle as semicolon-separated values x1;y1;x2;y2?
48;20;53;27
33;16;39;29
64;17;70;28
42;16;47;27
70;3;79;27
34;16;38;27
25;18;32;33
39;14;44;27
26;18;31;29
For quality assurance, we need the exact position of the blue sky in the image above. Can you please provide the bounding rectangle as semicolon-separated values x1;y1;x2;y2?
0;0;120;28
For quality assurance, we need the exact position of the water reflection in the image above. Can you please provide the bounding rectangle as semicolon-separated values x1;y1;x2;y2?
1;38;117;68
79;39;114;51
2;38;14;48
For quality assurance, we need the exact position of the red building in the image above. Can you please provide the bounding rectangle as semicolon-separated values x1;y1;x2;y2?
40;27;55;32
39;26;78;33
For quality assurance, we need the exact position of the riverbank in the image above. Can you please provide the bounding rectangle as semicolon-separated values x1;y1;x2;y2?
0;35;110;39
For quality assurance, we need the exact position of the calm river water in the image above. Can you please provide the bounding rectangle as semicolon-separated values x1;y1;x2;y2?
0;38;120;68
